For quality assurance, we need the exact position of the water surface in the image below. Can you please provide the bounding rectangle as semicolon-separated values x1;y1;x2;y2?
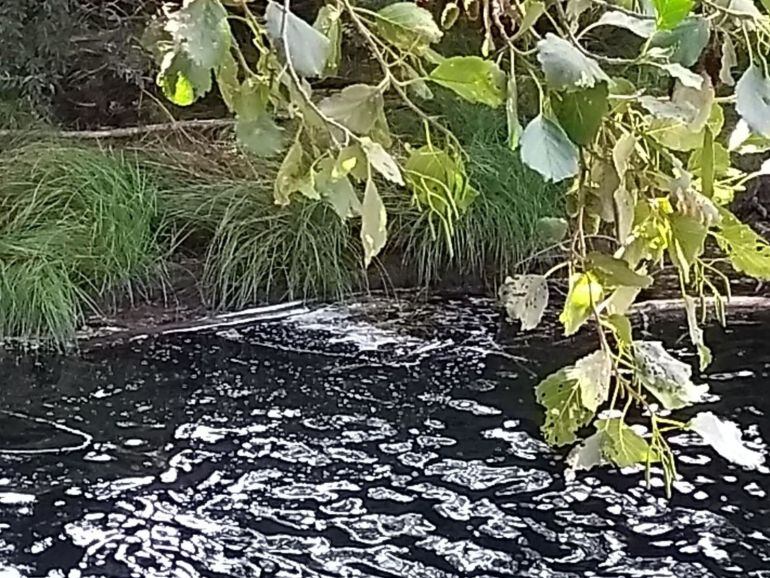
0;298;768;577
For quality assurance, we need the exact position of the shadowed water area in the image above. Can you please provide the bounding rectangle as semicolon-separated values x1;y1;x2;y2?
0;298;768;577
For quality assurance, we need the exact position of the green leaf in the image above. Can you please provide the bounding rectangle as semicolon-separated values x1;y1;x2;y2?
649;17;710;67
165;0;231;69
588;252;653;288
535;368;593;446
334;145;369;182
700;126;715;199
596;11;656;37
405;146;475;215
684;295;712;371
507;56;522;150
634;341;709;409
316;158;361;218
650;102;723;152
216;51;239;111
274;139;314;205
428;56;506;108
559;272;604;336
536;217;569;243
607;313;633;346
570;350;612;412
615;186;636;242
498;274;549;331
736;66;770;138
375;2;443;54
652;0;694;30
597;419;656;467
690;412;765;469
551;83;609;146
265;1;331;78
714;208;770;280
313;4;343;76
359;138;403;185
668;213;707;280
520;115;580;183
361;177;387;267
236;116;285;157
536;33;609;91
604;286;641;317
318;84;385;134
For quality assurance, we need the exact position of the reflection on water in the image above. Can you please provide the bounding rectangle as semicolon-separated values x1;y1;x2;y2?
0;298;768;578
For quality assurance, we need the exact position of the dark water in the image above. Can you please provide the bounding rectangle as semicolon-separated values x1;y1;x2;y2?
0;298;768;578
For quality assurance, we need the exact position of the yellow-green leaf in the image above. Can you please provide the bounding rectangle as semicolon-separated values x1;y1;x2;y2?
714;208;770;280
559;272;604;336
428;56;506;108
588;252;653;288
597;419;657;467
361;177;387;267
535;368;593;446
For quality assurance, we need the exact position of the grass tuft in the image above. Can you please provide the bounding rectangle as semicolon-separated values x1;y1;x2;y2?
161;177;363;310
0;143;166;344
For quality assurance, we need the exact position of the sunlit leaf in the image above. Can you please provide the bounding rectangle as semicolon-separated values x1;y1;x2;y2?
615;186;636;242
719;34;737;86
265;1;331;78
535;368;593;446
520;115;580;183
319;84;385;134
652;0;694;30
660;63;703;89
361;177;387;267
376;2;443;54
604;286;641;317
333;145;369;182
597;419;657;467
714;208;770;280
588;252;653;288
536;33;609;91
157;52;212;105
499;274;549;331
512;0;547;39
634;341;709;409
570;349;612;412
559;272;604;336
736;66;770;138
566;430;606;477
428;56;506;107
440;2;460;28
690;412;765;469
551;83;609;146
360;138;403;185
596;11;656;37
683;295;712;371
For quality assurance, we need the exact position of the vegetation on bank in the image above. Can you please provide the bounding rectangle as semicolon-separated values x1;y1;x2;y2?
0;96;561;344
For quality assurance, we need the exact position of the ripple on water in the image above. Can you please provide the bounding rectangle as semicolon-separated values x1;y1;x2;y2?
0;298;767;578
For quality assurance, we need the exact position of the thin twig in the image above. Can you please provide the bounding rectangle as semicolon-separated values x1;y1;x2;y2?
0;119;235;140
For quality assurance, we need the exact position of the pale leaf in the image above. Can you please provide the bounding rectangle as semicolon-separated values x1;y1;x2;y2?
690;412;764;469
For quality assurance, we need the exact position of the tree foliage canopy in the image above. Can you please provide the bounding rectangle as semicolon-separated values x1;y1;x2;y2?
149;0;770;491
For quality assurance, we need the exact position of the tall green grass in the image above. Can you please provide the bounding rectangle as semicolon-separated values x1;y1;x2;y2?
0;144;165;344
161;178;363;309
